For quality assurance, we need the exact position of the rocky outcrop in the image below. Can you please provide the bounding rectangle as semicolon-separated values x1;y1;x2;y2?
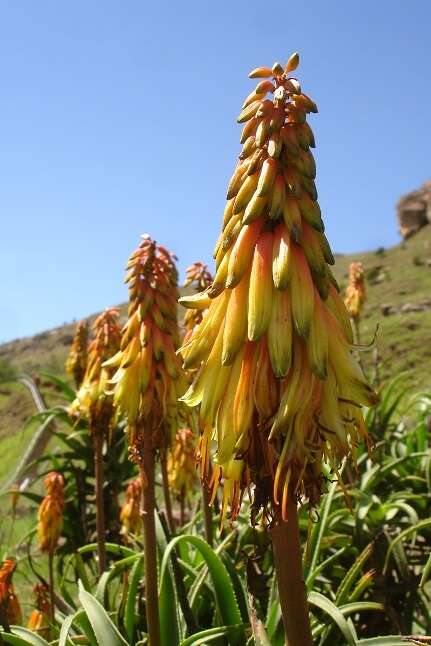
397;180;431;238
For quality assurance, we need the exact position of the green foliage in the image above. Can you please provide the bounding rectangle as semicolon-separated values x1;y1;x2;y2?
0;358;15;383
2;375;431;644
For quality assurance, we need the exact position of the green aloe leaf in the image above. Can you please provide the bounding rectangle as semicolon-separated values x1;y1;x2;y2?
59;612;80;646
356;638;411;645
178;624;249;646
0;627;51;646
78;581;129;646
308;591;357;645
124;555;144;645
384;518;431;572
159;535;246;646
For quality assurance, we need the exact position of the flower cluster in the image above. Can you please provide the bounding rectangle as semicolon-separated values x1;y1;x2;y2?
119;478;142;537
180;55;378;521
65;320;89;388
345;261;366;320
168;428;197;502
106;235;188;452
27;583;51;636
0;559;22;626
37;472;65;554
70;308;121;434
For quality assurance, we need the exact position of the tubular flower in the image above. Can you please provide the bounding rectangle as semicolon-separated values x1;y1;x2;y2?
179;55;378;522
119;478;142;536
345;261;366;320
27;584;51;636
168;428;198;502
65;320;89;389
183;262;213;338
37;472;64;554
70;308;121;433
106;235;188;452
0;559;22;626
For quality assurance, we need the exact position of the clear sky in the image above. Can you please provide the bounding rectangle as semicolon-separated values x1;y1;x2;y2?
1;1;430;343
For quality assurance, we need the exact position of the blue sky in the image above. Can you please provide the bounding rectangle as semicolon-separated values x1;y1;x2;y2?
1;1;430;342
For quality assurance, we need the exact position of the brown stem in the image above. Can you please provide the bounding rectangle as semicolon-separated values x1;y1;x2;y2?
201;482;213;547
270;497;313;646
94;431;106;575
140;433;161;646
180;488;185;527
160;452;175;535
352;316;361;346
351;316;364;374
48;552;55;624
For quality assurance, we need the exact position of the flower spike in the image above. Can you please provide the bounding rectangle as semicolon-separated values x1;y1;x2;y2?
180;56;378;524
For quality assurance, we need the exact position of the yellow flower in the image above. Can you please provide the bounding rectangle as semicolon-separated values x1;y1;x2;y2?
65;320;89;389
106;235;188;452
37;472;64;554
119;478;142;537
180;56;378;522
168;428;197;502
0;559;22;626
70;308;121;433
345;261;366;319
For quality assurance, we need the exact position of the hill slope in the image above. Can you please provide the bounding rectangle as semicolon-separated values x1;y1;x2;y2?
0;226;430;479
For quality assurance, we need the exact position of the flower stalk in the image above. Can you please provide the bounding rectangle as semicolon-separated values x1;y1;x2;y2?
70;308;121;576
107;235;186;645
37;472;64;623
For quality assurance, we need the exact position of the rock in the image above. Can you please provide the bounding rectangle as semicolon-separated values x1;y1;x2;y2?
400;302;426;313
405;321;419;331
380;303;396;316
397;180;431;239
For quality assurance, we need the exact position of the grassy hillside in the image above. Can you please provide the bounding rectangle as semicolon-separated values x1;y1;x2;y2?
333;225;431;389
0;225;430;483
